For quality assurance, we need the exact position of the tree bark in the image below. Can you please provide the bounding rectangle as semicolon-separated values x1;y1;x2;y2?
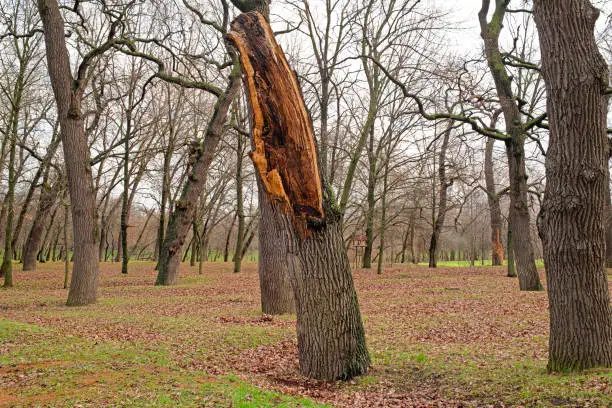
507;228;516;277
22;180;61;271
606;183;612;268
534;0;612;371
429;122;452;268
377;159;389;275
155;65;242;285
38;0;100;304
485;137;504;266
363;126;376;269
257;185;296;314
479;1;542;290
223;212;237;263
11;134;60;258
227;11;370;380
233;131;246;273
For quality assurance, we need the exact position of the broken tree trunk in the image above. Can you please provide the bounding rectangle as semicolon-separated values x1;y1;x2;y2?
227;11;370;380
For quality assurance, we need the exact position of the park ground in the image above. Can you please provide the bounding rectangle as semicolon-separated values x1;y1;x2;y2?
0;261;611;407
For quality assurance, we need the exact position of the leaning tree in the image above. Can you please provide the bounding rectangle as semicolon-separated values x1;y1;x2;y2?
227;11;370;380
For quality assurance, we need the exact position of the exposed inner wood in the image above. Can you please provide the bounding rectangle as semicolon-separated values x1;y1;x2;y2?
227;12;324;237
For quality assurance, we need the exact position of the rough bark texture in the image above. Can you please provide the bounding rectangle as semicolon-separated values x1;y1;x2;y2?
227;11;370;380
505;140;542;290
155;66;242;285
257;184;296;314
606;183;612;268
37;0;100;305
534;0;612;371
479;1;542;291
485;137;504;266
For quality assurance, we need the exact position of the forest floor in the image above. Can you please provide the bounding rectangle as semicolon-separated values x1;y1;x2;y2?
0;262;610;407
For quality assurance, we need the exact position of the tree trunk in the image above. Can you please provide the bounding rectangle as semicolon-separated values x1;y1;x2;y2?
223;212;237;263
410;214;417;264
155;65;242;285
505;140;542;290
190;221;198;267
534;0;612;371
428;122;452;268
377;159;389;275
362;126;376;269
507;228;516;277
13;125;60;258
0;49;28;286
479;1;542;290
38;204;58;263
233;132;245;273
38;0;100;306
606;183;612;268
485;137;504;265
400;225;410;264
257;184;295;314
227;11;369;380
63;200;70;289
1;114;16;287
22;181;60;271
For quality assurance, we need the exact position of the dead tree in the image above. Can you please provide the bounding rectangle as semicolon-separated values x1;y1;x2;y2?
227;11;370;380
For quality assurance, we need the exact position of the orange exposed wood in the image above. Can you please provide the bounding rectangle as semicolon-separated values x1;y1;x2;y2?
493;229;504;263
227;12;324;236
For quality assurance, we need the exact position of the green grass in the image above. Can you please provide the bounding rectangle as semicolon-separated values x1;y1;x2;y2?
416;259;546;268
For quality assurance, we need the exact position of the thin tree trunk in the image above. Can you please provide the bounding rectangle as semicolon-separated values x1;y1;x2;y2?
51;225;61;262
119;103;133;274
1;115;17;287
429;122;452;268
362;126;376;269
224;212;237;263
410;214;417;264
400;225;410;264
233;132;245;273
377;159;389;275
507;228;516;277
534;0;612;371
130;209;154;256
240;229;255;260
190;221;198;267
485;136;504;265
38;204;58;263
182;237;193;263
63;199;70;289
